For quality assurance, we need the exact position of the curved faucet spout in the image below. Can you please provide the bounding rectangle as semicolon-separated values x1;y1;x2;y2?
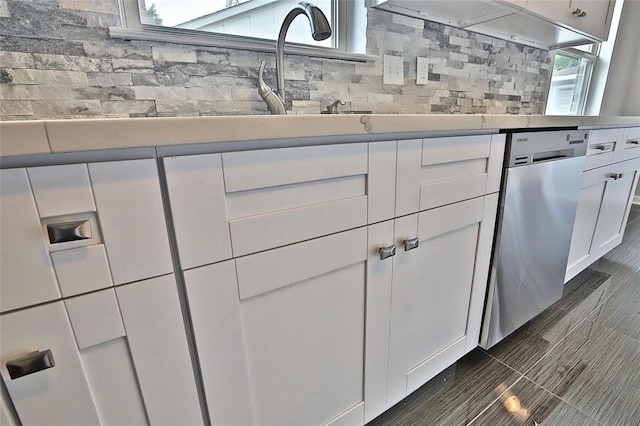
258;61;286;115
275;2;331;109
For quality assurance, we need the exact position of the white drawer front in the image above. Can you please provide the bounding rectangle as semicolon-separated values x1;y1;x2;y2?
1;160;173;312
0;302;102;425
166;142;396;265
621;127;640;161
1;276;201;426
396;134;504;216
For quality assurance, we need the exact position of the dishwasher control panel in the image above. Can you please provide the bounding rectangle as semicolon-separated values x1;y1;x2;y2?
508;130;589;167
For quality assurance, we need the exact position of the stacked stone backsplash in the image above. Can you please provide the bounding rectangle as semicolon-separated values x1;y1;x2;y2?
0;0;551;120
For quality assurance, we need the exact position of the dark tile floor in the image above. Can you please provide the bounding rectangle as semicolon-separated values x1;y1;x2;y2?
370;204;640;426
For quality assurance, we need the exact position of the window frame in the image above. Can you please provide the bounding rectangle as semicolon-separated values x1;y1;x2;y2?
545;45;598;116
114;0;372;62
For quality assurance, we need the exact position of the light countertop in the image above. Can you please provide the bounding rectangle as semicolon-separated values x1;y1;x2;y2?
1;114;639;158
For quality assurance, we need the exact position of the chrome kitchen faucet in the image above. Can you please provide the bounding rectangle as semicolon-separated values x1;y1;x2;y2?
258;2;332;115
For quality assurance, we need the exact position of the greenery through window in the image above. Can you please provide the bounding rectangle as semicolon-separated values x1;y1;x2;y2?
546;46;596;116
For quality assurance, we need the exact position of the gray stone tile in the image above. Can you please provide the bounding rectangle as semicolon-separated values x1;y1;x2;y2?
368;349;521;426
590;279;640;342
524;319;640;426
469;377;599;426
0;35;85;56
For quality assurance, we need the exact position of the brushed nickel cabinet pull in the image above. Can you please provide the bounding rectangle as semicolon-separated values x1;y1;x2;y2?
47;220;92;244
6;349;55;379
572;8;587;17
404;237;419;252
379;245;396;260
609;173;624;180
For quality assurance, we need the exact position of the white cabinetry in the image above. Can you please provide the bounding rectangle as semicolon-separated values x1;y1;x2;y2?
0;160;202;425
164;134;505;425
369;0;613;50
386;195;498;407
526;0;614;40
0;160;173;312
185;229;378;425
566;127;640;282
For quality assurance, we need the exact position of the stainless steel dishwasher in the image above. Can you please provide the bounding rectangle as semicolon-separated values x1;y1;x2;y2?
480;130;588;349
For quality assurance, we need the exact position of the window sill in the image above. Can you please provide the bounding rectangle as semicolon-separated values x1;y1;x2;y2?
109;27;377;63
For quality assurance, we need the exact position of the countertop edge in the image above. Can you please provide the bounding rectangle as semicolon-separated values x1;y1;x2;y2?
1;115;639;158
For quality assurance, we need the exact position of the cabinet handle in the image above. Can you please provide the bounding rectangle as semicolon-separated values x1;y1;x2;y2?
403;237;420;252
379;245;396;260
572;8;587;17
609;173;624;180
628;140;640;145
6;349;55;380
47;220;92;244
596;145;608;151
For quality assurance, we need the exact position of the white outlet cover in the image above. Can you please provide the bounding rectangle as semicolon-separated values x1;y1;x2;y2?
383;54;404;86
416;57;428;85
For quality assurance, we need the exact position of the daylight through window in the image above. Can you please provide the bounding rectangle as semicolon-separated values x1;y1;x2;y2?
545;46;597;116
137;0;336;48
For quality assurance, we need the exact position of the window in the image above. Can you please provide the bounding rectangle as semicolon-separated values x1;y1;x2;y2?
545;45;598;115
139;0;335;48
117;0;367;56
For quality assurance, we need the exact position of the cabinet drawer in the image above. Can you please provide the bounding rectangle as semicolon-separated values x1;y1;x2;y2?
395;134;505;216
619;127;640;162
0;276;202;425
584;128;619;170
0;160;173;312
165;142;396;266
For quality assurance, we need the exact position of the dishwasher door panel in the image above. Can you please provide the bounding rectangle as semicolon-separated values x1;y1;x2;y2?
482;155;585;348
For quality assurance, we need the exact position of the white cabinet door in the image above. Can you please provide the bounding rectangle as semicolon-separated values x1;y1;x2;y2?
0;160;173;312
566;165;610;281
395;134;504;216
184;226;395;425
592;157;640;258
566;156;640;281
386;195;498;407
526;0;577;26
574;0;614;40
525;0;612;39
164;142;396;268
0;277;202;425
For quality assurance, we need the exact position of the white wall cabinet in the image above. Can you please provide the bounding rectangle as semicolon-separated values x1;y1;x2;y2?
508;0;614;40
0;159;202;425
164;134;505;425
566;127;640;282
370;0;612;50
